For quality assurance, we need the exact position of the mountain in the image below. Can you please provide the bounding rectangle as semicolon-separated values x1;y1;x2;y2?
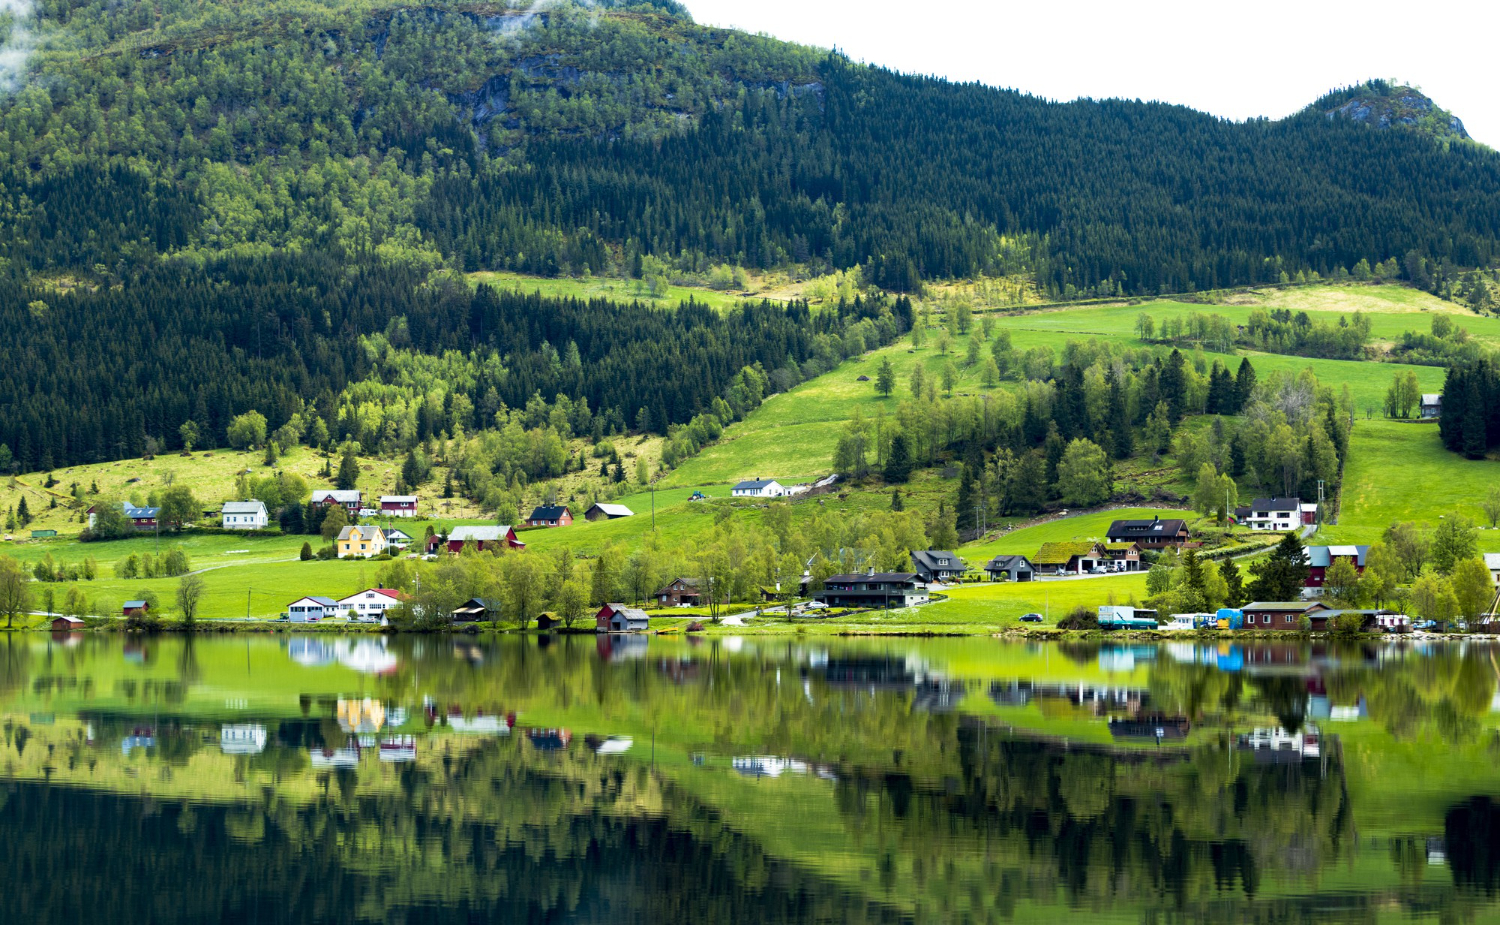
1;0;1499;471
1312;81;1471;143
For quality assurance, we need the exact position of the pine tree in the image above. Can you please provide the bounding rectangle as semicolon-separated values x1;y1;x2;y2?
884;433;912;483
1220;557;1245;607
1234;358;1258;412
16;496;29;526
336;446;360;491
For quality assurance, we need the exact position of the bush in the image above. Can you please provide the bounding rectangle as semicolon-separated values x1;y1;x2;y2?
1056;607;1099;630
315;545;337;560
300;541;313;561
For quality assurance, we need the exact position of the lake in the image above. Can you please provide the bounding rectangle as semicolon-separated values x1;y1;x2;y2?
3;632;1500;923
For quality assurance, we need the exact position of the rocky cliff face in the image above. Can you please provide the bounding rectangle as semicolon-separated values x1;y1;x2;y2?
1316;82;1470;141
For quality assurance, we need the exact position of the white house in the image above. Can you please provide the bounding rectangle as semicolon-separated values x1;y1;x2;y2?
1235;497;1309;532
286;596;339;622
385;528;414;552
221;500;269;530
337;588;401;621
1485;553;1500;584
731;478;786;498
1421;394;1442;419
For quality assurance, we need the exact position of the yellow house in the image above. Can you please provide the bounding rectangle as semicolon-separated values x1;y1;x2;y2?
336;524;387;559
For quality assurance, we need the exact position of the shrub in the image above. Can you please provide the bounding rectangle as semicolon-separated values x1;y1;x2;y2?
1056;607;1099;630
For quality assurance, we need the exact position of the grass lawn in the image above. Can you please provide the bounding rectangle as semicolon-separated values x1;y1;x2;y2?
1322;418;1500;543
468;270;778;314
958;507;1194;562
821;574;1150;631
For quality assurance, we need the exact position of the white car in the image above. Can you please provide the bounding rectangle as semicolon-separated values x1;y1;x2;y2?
805;601;829;610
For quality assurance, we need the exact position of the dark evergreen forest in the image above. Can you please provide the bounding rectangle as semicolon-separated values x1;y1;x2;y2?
0;253;906;470
1;0;1499;468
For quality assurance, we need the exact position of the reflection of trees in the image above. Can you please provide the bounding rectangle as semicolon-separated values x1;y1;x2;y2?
1448;797;1500;894
1324;647;1498;743
0;755;911;925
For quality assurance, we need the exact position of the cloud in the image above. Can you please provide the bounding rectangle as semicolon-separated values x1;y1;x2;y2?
0;0;35;93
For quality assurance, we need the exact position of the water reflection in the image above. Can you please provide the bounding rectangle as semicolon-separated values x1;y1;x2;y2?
3;633;1500;922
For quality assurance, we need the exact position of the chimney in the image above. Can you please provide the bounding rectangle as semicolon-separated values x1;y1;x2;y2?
867;566;876;577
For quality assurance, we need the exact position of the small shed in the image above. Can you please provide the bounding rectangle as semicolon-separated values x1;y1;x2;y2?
596;603;650;633
122;600;149;618
51;615;84;631
30;529;57;538
451;598;501;622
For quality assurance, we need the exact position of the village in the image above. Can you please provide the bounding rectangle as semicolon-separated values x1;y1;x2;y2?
66;473;1488;638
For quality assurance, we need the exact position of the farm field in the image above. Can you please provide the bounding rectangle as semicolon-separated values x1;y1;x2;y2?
1321;418;1500;544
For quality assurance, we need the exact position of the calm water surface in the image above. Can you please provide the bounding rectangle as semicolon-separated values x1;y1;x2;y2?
4;633;1500;923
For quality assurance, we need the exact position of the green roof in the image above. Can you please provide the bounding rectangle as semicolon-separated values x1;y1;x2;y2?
1033;541;1101;566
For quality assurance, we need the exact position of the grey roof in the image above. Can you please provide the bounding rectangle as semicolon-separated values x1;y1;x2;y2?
312;490;361;503
1306;545;1369;567
912;550;965;572
1422;394;1442;404
1486;553;1500;571
221;500;267;515
826;572;921;583
985;554;1033;570
1107;517;1189;536
588;503;634;517
380;495;417;503
1248;497;1301;513
124;503;159;518
123;600;148;609
1243;601;1325;612
450;525;512;543
386;529;412;540
733;478;781;490
604;603;650;621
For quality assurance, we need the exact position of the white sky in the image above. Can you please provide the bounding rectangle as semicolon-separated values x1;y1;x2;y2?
683;0;1500;148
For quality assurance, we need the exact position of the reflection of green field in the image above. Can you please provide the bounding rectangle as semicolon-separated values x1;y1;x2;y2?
1321;418;1500;544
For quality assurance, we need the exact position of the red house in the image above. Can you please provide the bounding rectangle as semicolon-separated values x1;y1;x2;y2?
1305;545;1370;592
430;525;525;554
123;600;150;618
379;495;418;517
527;505;573;528
311;490;362;514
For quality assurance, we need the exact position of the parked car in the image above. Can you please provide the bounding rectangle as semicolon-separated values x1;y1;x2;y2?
1019;613;1044;623
806;601;829;610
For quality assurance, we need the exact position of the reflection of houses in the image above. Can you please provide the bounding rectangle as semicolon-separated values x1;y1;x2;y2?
989;680;1033;707
445;712;514;735
310;745;362;769
595;633;649;661
526;728;573;750
336;639;399;674
1108;716;1191;740
591;736;633;755
287;636;337;666
337;698;387;733
220;724;268;755
1237;726;1321;761
912;679;968;713
379;736;417;763
823;657;916;691
733;756;809;778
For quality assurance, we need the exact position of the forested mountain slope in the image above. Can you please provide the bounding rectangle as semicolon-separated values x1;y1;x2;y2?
1;0;1497;295
1;0;1499;471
